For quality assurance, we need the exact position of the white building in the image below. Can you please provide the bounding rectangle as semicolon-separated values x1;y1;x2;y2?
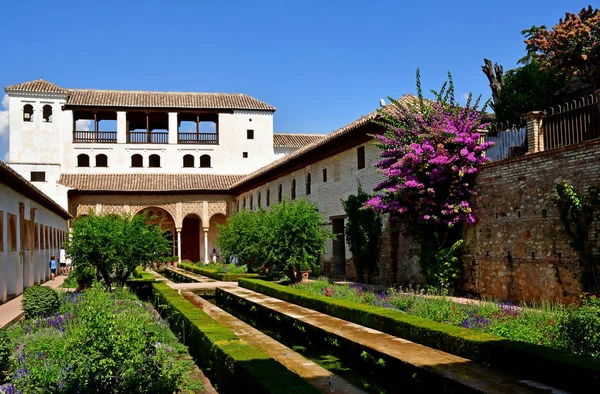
4;79;324;265
0;161;70;302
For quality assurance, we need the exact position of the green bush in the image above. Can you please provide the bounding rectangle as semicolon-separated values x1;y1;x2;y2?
559;297;600;358
239;278;600;392
6;287;201;393
179;262;260;282
0;328;9;383
151;282;319;394
21;285;60;319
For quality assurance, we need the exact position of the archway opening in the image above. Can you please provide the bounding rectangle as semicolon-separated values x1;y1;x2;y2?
137;207;176;256
208;214;227;262
181;214;201;263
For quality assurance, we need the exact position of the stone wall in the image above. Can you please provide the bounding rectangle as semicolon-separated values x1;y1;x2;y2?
461;139;600;304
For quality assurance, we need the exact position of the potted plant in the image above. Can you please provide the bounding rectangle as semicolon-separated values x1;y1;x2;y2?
73;265;95;291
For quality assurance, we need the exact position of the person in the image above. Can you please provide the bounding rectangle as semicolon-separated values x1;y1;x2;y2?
210;248;219;263
59;248;67;275
49;256;57;280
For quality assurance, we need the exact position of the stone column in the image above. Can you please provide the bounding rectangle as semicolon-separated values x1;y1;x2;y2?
168;112;178;145
523;111;545;154
117;111;127;144
204;228;209;263
176;228;182;263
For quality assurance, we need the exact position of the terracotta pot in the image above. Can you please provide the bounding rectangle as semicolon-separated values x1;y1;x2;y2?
301;270;310;283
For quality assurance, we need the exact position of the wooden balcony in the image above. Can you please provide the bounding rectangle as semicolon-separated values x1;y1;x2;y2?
73;131;117;143
127;132;169;144
178;132;218;145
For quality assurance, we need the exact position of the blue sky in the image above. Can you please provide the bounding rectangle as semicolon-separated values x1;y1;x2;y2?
0;0;580;159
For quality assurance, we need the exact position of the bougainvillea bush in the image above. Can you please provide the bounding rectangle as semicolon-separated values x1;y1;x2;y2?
0;288;203;393
367;71;492;288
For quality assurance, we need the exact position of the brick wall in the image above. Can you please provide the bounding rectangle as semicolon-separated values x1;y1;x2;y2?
461;139;600;304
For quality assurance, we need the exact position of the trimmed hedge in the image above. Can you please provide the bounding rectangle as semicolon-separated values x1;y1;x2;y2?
127;266;156;300
151;282;319;394
179;262;261;282
239;279;600;393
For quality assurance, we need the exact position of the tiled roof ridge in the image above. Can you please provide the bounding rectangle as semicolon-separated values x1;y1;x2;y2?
274;132;325;136
66;88;250;96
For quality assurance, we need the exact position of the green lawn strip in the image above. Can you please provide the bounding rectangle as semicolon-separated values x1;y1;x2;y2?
239;278;600;393
179;262;261;282
151;282;319;394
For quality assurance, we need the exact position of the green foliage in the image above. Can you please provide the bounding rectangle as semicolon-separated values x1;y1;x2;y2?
341;186;383;283
198;262;248;274
218;200;332;283
494;60;567;123
21;286;60;320
179;262;259;282
558;296;600;358
71;264;96;288
0;329;9;383
217;209;266;270
552;181;600;293
263;199;332;282
5;287;200;393
65;213;171;290
151;282;319;394
239;278;600;392
420;239;463;290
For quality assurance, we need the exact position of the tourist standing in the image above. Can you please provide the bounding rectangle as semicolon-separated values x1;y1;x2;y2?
49;256;57;280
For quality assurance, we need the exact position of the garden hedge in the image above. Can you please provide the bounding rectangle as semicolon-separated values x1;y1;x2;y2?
179;262;261;282
239;279;600;393
151;282;318;394
127;266;156;300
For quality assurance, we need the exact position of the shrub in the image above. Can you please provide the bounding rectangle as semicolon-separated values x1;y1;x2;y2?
0;329;9;383
21;286;60;319
559;296;600;358
217;209;266;271
72;265;96;288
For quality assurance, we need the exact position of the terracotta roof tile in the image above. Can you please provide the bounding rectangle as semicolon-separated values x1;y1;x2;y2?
273;133;326;148
5;79;275;111
5;79;66;93
0;161;71;219
58;173;245;192
65;89;275;111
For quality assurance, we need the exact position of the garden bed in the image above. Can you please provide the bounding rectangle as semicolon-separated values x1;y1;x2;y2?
179;262;261;282
151;282;319;394
239;278;600;393
0;285;204;393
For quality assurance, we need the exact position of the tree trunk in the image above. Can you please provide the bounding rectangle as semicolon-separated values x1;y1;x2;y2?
481;59;504;110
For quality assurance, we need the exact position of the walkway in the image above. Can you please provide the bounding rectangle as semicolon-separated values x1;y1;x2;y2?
0;275;67;328
220;287;554;394
162;267;238;291
182;291;366;394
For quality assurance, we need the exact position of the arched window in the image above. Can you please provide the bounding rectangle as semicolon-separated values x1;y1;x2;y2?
291;179;296;200
23;104;34;122
149;154;161;168
266;189;270;207
278;184;282;203
183;154;195;168
77;154;90;167
95;154;108;167
42;105;53;122
200;154;211;168
131;154;143;168
305;173;311;195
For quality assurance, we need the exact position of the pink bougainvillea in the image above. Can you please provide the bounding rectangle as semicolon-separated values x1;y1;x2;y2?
367;71;492;233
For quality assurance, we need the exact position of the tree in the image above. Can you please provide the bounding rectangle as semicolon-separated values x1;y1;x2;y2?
263;199;332;283
66;213;170;290
528;6;600;91
217;209;266;271
342;186;382;283
367;70;491;289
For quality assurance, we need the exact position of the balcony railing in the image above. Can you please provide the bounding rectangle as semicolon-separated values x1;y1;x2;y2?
127;132;169;144
73;131;117;143
177;132;218;144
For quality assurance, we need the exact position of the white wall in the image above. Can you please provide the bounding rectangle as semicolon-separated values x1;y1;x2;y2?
235;141;384;262
8;163;64;207
0;185;68;303
274;146;297;159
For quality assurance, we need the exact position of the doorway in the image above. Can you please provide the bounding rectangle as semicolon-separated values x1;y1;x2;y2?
331;218;346;275
182;215;201;262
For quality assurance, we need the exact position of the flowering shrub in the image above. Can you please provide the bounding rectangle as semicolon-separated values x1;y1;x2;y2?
2;287;202;393
367;71;492;288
